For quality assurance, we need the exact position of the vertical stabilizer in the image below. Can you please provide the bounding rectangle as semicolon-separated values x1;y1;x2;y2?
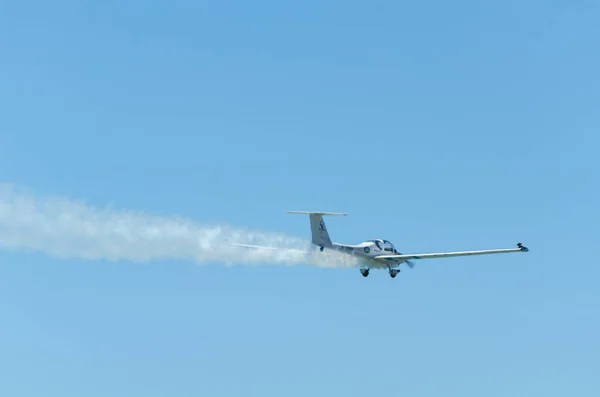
285;211;347;247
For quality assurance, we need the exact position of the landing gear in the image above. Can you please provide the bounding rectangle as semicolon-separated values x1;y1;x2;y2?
319;246;324;252
386;263;400;278
359;268;399;278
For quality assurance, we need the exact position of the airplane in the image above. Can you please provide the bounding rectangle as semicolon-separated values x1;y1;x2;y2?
231;211;529;278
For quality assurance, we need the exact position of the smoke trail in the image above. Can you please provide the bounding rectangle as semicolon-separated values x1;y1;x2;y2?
0;183;360;268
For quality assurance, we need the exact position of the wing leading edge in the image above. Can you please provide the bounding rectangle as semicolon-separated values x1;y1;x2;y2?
374;243;529;263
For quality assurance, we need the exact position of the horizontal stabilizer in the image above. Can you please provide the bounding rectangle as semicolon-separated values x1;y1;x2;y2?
286;211;347;216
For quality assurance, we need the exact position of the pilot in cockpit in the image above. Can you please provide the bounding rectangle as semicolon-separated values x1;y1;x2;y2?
383;240;398;254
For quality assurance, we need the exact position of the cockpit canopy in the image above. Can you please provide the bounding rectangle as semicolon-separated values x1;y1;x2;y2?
369;239;397;253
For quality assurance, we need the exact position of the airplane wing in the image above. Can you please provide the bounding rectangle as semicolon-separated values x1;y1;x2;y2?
374;243;529;264
230;243;317;254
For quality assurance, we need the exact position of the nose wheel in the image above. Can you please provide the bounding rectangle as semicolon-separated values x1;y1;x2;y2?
360;269;369;277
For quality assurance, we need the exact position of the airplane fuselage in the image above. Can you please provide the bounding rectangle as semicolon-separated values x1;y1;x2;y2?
321;239;406;268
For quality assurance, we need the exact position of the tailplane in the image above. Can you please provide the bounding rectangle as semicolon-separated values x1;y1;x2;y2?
286;211;347;248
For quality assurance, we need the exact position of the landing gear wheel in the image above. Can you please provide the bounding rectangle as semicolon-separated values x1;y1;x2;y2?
360;269;369;277
319;246;324;252
389;269;399;278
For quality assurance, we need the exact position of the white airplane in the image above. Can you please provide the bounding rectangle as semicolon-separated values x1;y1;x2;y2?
232;211;529;278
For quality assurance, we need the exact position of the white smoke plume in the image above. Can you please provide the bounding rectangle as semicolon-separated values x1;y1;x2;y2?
0;183;361;268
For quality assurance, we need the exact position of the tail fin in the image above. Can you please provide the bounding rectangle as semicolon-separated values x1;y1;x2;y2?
286;211;347;247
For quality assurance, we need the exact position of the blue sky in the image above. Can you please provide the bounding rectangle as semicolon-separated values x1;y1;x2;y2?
1;0;599;396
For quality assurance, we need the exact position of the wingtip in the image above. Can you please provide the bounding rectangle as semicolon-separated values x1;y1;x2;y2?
517;242;529;252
